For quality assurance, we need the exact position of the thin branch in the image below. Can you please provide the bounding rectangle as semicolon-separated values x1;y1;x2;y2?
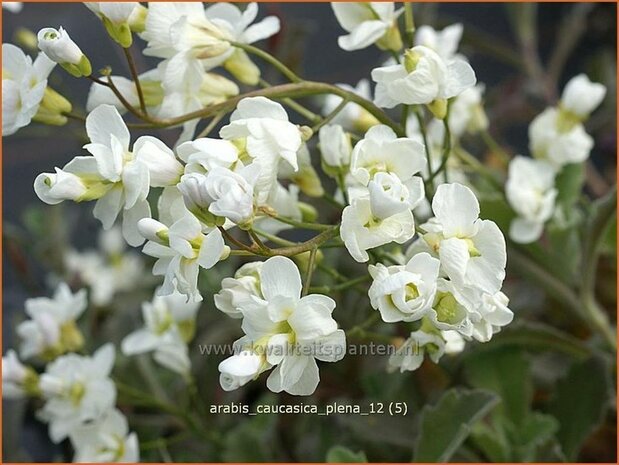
123;46;147;115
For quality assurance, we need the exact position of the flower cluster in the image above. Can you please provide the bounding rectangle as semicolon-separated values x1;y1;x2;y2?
3;284;139;462
506;74;606;243
2;2;612;461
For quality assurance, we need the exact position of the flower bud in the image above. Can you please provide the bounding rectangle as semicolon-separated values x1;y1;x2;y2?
138;218;169;244
127;4;148;33
218;351;263;391
85;2;139;47
224;49;260;86
319;124;352;175
2;350;40;398
37;27;91;77
427;98;448;120
376;23;403;52
15;27;38;52
34;169;87;205
32;88;72;126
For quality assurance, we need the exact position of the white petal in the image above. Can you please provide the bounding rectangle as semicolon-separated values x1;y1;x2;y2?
510;217;544;244
122;200;150;247
85;104;130;149
290;295;338;341
94;186;124;229
432;183;479;237
260;256;302;301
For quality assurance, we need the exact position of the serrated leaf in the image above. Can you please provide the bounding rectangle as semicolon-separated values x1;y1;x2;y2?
512;412;559;462
548;355;612;460
326;446;368;462
413;388;499;462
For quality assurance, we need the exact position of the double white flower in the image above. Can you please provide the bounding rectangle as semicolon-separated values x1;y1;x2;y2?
178;164;259;227
17;283;86;361
372;45;476;116
2;350;40;398
368;252;440;323
217;256;346;396
506;156;558;244
220;97;303;204
38;344;116;443
122;289;201;376
331;2;402;51
414;23;463;61
417;183;506;294
35;105;183;246
341;125;426;262
70;408;139;463
214;261;263;319
529;74;606;169
2;43;56;136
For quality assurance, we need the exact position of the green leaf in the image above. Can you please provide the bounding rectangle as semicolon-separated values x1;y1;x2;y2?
470;421;511;462
470;320;591;360
326;446;368;462
512;412;559;462
413;388;499;462
548;355;612;460
464;347;531;428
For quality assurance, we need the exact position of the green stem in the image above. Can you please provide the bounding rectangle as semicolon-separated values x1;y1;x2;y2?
580;185;617;349
427;115;452;183
231;41;301;83
262;213;332;231
302;247;318;296
310;274;370;294
312;97;349;133
404;2;415;48
122;46;147;115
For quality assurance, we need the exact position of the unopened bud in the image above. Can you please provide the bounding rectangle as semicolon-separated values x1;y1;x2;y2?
37;27;91;77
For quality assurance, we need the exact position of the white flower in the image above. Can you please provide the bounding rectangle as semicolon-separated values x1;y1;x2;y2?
37;27;82;64
122;290;200;375
2;350;39;399
341;195;415;263
139;212;229;302
331;2;402;51
70;409;139;463
220;256;346;396
350;125;426;189
87;2;144;47
368;172;424;218
321;79;379;131
560;74;606;120
38;344;116;443
177;137;241;174
372;45;476;111
420;183;506;293
388;330;445;372
17;283;87;360
34;105;180;246
414;23;463;61
368;252;440;323
205;2;280;84
471;291;513;342
84;2;140;24
219;350;264;391
220;97;303;203
2;2;22;13
37;27;91;77
427;278;476;337
319;124;352;171
65;227;144;306
506;156;557;244
447;84;488;137
214;261;263;319
529;107;593;169
178;164;259;226
2;44;55;136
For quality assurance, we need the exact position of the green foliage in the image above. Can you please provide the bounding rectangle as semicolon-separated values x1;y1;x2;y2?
413;388;499;462
326;446;368;462
548;355;613;461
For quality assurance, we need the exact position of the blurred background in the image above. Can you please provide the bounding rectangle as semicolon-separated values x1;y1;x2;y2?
2;2;617;463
